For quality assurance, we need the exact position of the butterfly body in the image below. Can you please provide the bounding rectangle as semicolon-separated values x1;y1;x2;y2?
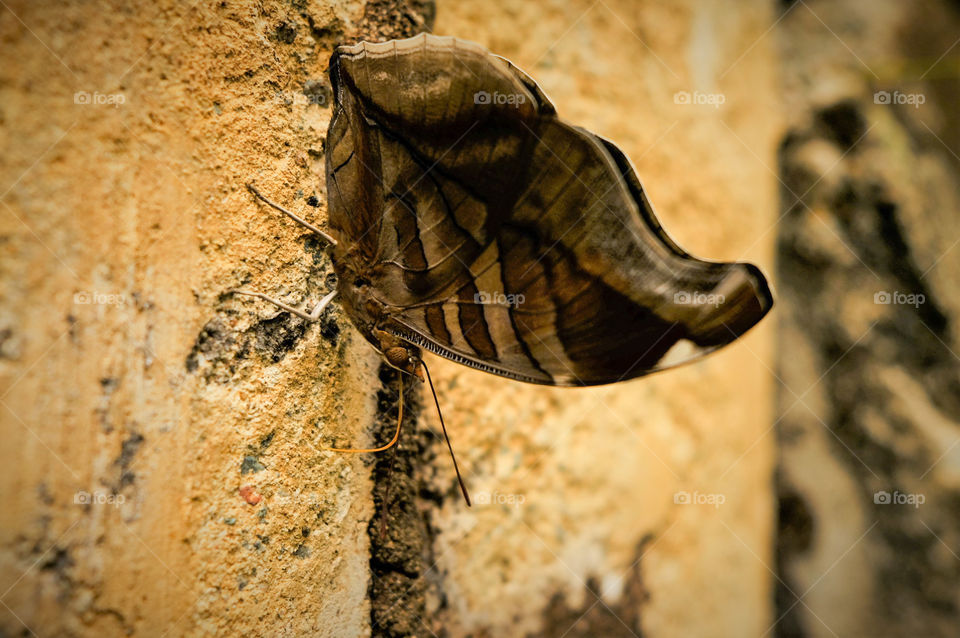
321;235;417;377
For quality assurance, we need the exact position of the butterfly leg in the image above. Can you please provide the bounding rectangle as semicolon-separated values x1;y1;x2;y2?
245;183;338;246
234;288;337;322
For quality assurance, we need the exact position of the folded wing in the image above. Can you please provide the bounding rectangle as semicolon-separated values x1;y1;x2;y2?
326;34;773;386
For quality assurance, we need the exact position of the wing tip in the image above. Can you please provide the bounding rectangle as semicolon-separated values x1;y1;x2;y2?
742;261;775;319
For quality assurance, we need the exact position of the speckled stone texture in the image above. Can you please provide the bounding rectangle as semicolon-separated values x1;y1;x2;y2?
0;1;778;636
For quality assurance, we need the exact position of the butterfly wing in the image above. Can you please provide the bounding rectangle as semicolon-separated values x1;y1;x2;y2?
326;34;773;386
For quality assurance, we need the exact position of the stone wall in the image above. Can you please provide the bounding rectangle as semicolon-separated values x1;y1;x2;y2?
0;1;780;636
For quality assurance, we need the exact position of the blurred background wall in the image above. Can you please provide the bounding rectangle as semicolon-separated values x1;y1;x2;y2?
776;1;960;636
0;1;956;637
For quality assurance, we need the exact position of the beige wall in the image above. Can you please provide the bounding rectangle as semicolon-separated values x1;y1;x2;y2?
0;1;779;636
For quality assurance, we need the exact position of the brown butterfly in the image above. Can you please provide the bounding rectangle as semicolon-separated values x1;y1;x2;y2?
237;34;773;505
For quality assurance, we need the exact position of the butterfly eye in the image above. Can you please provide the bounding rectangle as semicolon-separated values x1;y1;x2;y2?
384;346;409;370
353;276;369;288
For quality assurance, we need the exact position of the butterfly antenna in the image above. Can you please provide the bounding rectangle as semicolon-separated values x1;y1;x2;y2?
422;361;471;506
322;374;403;453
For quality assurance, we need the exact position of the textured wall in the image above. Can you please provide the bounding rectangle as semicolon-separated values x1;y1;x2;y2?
0;2;394;635
0;1;778;636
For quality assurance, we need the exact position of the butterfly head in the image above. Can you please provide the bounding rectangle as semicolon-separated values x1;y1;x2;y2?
374;328;424;381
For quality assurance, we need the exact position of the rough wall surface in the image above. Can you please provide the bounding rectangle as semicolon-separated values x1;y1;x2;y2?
0;2;427;636
776;1;960;636
0;1;778;637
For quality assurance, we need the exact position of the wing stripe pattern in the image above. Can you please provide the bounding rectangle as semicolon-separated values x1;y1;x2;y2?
423;303;452;347
456;278;499;361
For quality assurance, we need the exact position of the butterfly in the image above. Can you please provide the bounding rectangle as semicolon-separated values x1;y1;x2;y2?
237;33;773;504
